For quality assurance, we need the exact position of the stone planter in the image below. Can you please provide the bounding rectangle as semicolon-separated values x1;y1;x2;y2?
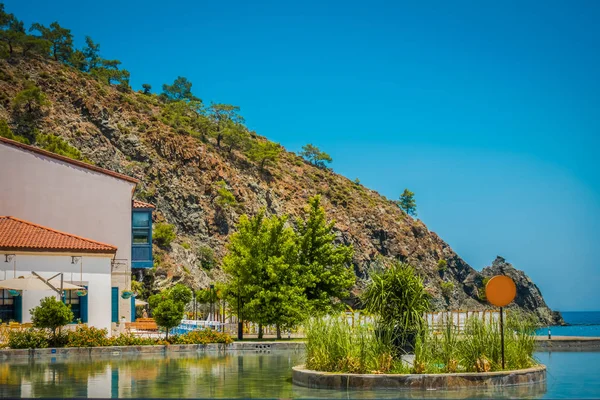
292;364;546;391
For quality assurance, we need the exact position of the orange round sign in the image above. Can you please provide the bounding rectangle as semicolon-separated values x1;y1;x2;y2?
485;275;516;307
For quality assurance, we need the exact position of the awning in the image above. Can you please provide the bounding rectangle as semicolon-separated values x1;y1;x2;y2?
135;299;148;307
0;275;84;291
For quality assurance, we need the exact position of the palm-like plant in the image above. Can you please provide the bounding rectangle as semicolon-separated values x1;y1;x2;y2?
360;262;430;352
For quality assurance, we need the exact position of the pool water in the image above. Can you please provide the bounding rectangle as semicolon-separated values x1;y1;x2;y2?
0;350;598;398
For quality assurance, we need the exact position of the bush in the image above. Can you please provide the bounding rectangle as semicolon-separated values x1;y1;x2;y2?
169;329;233;345
66;326;109;347
153;223;176;247
31;296;73;344
108;333;166;346
153;298;184;339
441;281;454;297
437;259;448;272
7;329;49;349
197;245;216;270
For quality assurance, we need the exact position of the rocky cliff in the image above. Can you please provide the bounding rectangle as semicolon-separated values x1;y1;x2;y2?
0;57;562;325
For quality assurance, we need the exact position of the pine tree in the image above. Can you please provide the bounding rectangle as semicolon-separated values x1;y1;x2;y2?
248;141;281;171
29;21;73;62
296;195;355;313
396;188;417;216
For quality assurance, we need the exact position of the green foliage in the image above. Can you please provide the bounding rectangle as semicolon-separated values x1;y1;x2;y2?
207;103;244;148
181;242;191;250
300;143;332;168
82;36;100;70
168;283;193;305
29;21;73;62
221;124;250;154
12;81;50;114
247;140;281;170
214;180;237;208
437;259;448;272
35;133;83;160
90;59;130;88
395;188;417;216
161;76;198;102
153;222;176;247
197;245;216;270
142;83;152;95
7;328;49;349
66;326;109;347
304;316;406;374
30;296;74;342
222;210;308;334
169;329;233;345
361;262;430;346
296;195;355;313
0;119;29;143
153;298;183;338
68;49;87;71
440;281;454;297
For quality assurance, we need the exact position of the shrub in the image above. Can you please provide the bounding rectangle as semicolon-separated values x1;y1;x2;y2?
197;245;216;270
437;259;448;272
153;223;176;247
66;326;109;347
361;262;430;349
169;329;233;345
109;333;166;346
181;242;191;250
153;298;184;339
31;296;74;344
7;329;49;349
441;281;454;297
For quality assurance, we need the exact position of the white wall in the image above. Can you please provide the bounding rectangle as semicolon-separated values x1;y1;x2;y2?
1;254;113;333
0;143;137;321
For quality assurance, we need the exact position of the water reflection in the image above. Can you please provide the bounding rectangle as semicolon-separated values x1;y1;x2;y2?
0;350;549;398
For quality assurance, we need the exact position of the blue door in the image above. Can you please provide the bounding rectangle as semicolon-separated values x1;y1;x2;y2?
111;287;119;323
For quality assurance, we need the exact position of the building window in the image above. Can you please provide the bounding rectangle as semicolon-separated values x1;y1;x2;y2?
133;212;150;227
0;289;15;322
64;290;80;322
133;230;150;244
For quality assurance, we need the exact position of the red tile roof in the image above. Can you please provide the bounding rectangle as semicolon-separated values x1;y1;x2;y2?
0;136;139;184
133;200;155;209
0;216;117;254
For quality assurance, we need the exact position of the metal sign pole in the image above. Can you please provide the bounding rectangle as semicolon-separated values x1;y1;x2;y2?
500;306;505;369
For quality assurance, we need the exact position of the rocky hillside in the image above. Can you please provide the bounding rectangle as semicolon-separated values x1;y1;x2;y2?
0;57;563;325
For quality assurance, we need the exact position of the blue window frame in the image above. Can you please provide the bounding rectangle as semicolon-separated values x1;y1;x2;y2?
0;289;15;322
132;208;153;269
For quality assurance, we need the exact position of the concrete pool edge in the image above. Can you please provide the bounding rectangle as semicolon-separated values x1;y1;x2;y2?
0;341;305;359
292;364;547;390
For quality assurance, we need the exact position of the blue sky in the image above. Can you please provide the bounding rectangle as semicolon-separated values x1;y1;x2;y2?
6;0;599;311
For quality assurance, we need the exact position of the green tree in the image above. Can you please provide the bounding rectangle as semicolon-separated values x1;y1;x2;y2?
0;5;26;58
221;124;250;154
12;81;50;114
296;195;355;313
300;143;332;168
90;59;130;87
207;103;244;148
153;298;183;339
396;188;417;216
82;36;100;70
222;210;307;338
168;283;193;305
247;140;281;171
153;222;176;247
68;49;87;71
30;296;74;344
29;21;73;62
142;83;152;95
161;76;197;102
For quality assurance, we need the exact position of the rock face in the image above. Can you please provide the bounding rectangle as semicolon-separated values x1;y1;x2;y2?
478;257;564;325
0;57;562;324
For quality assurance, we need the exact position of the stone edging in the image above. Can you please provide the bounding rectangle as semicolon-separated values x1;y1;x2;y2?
0;341;305;360
292;364;546;390
535;337;600;350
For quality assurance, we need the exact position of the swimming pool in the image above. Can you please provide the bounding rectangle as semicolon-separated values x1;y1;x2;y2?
0;350;598;398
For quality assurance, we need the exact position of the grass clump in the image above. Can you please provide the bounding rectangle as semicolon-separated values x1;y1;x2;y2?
304;316;408;374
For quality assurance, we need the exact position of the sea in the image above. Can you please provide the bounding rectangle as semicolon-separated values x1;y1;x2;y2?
535;311;600;337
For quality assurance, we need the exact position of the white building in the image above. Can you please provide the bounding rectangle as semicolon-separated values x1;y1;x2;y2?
0;136;154;330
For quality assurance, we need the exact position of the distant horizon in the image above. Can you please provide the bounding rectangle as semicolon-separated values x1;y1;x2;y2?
4;0;599;311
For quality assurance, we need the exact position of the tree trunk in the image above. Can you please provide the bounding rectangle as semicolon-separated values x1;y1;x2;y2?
258;324;263;339
276;325;281;340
